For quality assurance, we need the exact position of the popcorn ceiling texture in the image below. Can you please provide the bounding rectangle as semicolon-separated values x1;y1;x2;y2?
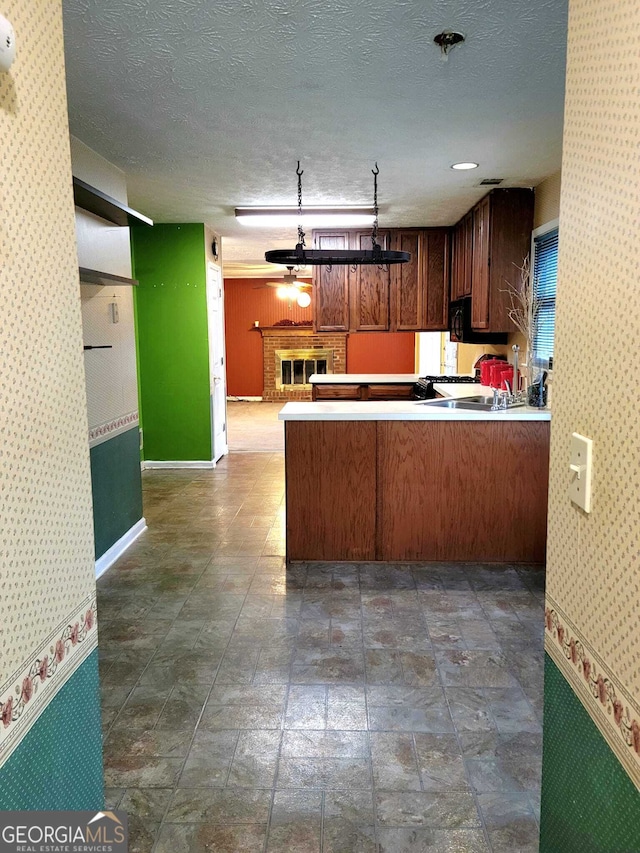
544;0;640;778
0;0;98;767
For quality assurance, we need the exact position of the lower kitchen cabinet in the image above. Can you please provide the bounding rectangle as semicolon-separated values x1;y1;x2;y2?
285;418;550;562
312;381;416;401
285;421;377;561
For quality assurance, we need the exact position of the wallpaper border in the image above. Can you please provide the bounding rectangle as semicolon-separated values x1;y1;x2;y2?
88;411;139;448
545;593;640;789
0;595;98;768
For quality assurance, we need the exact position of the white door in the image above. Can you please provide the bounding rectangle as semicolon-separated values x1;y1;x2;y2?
206;262;228;463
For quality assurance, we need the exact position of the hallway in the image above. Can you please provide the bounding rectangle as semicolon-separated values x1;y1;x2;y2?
98;454;544;853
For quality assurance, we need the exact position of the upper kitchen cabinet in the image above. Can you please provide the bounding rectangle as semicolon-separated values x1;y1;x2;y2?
470;188;534;332
312;228;450;334
451;211;473;301
350;230;391;331
312;231;351;331
391;229;450;332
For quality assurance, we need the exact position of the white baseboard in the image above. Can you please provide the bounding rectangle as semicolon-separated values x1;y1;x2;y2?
227;396;263;402
143;460;215;469
95;517;147;579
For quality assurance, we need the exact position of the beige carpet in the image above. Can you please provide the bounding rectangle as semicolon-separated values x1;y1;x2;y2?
226;400;285;452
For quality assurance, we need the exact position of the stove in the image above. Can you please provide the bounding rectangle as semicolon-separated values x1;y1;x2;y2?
413;374;480;400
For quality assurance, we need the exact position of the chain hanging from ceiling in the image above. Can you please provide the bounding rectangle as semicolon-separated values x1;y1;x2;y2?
265;163;410;267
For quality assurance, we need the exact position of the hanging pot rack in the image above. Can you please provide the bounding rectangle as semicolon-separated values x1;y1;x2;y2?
264;163;410;268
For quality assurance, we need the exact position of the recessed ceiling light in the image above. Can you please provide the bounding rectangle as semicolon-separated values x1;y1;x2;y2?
451;162;479;171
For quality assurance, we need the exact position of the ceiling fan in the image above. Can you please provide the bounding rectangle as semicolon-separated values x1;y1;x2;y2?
254;266;312;307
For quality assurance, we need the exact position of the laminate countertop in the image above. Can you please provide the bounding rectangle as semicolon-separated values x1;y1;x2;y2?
279;400;551;422
309;373;420;384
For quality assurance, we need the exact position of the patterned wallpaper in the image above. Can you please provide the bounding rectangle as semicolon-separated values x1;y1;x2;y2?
545;0;640;784
533;170;561;229
0;1;97;764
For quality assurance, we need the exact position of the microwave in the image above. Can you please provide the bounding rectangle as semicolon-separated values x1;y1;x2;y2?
449;298;508;345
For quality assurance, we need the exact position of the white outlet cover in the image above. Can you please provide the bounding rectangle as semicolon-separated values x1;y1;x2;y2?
569;432;593;513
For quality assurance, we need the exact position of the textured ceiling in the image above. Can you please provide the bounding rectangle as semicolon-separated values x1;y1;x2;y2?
62;0;568;275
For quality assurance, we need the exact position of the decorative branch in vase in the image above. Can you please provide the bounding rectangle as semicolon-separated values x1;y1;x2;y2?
502;256;547;407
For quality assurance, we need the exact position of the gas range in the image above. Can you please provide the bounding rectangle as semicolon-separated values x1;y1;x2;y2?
413;374;480;400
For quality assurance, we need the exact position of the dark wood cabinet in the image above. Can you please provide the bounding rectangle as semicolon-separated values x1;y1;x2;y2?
471;195;491;330
451;211;473;301
312;231;351;331
470;189;534;333
350;230;391;331
312;228;449;334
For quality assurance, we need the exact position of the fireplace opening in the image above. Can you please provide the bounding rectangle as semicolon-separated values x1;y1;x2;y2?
275;348;334;390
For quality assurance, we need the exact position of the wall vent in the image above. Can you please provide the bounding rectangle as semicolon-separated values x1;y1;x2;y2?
478;178;504;186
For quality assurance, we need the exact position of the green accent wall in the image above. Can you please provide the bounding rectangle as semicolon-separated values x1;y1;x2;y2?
540;654;640;852
132;223;212;462
90;428;143;559
0;650;104;809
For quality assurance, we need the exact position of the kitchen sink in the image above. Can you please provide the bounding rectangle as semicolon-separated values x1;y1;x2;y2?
418;398;495;411
417;394;525;411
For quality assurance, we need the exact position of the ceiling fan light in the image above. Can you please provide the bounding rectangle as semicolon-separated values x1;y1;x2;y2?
276;286;290;300
296;292;311;308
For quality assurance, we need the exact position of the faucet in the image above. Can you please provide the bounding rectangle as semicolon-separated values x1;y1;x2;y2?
512;344;520;394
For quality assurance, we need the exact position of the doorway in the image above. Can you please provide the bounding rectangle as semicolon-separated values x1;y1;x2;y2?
206;262;228;463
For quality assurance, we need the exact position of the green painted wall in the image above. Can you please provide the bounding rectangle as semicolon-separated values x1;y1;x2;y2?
132;223;212;462
0;651;104;809
540;654;640;852
90;428;143;559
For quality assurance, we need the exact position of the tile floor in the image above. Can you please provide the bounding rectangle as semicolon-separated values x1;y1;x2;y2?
226;401;284;452
98;452;545;853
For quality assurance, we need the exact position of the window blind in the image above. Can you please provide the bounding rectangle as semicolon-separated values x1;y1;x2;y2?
532;228;558;362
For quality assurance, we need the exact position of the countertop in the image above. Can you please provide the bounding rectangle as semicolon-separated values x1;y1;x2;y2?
279;400;551;421
309;373;420;384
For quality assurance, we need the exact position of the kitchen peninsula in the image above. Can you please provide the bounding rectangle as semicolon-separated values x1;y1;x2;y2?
279;398;551;564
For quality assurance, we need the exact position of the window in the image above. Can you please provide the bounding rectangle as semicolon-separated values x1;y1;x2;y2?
532;225;559;363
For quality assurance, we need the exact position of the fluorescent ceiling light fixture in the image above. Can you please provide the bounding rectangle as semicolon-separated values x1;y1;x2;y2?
236;206;375;227
450;162;479;170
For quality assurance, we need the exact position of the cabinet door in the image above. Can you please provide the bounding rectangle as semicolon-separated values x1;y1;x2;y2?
451;219;465;301
471;196;490;330
391;230;424;330
423;228;450;331
350;230;390;331
312;232;350;331
461;211;473;298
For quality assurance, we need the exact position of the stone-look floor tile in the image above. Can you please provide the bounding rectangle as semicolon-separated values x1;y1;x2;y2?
477;792;540;852
227;730;281;787
105;727;193;760
266;790;322;853
285;685;326;729
291;647;365;684
165;787;272;823
370;732;421;791
281;730;368;759
484;686;542;734
103;788;124;810
156;683;209;729
436;650;517;689
368;686;453;734
178;730;238;787
277;757;372;789
127;815;159;853
323;791;377;853
413;734;470;791
377;828;490;852
445;687;496;733
398;652;440;687
154;823;267;853
364;649;405;684
375;792;480;829
201;702;284;731
326;685;368;730
119;788;172;822
103;756;183;789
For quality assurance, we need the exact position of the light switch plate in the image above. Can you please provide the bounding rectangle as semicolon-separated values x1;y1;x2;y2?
569;432;593;513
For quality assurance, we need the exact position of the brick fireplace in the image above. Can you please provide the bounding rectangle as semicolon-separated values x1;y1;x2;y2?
260;328;348;401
